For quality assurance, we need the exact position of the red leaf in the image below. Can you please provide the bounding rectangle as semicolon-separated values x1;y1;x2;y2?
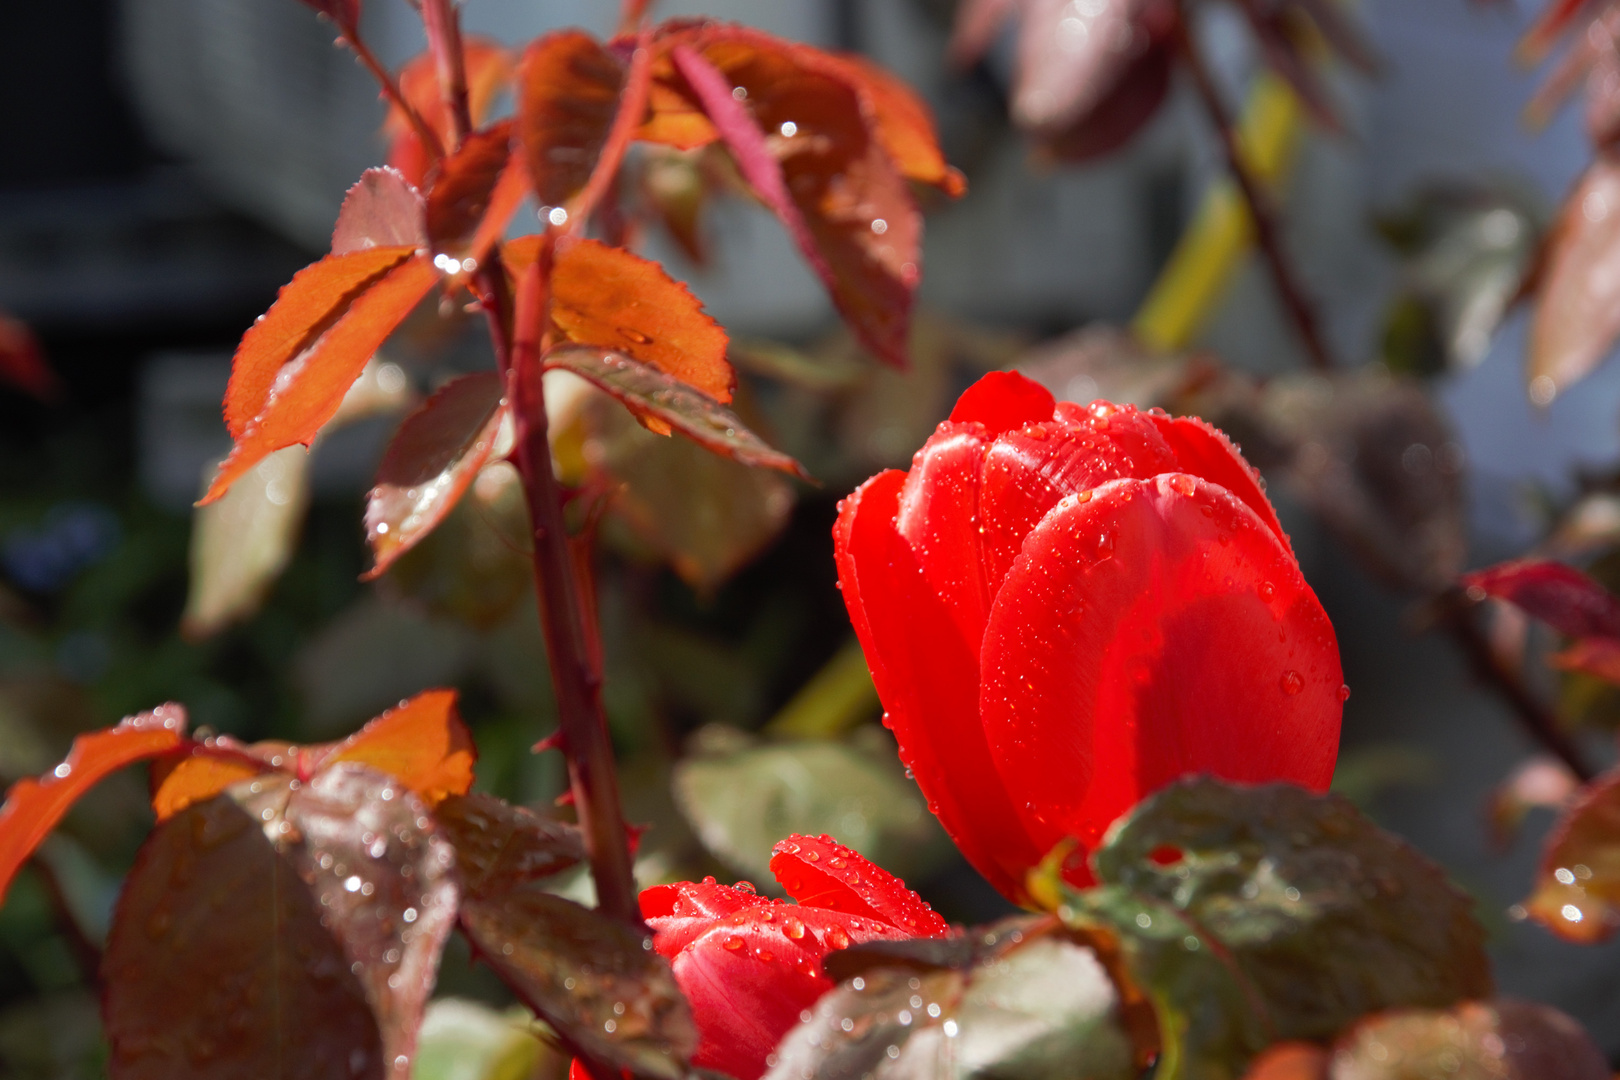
0;311;61;401
424;120;523;267
314;688;476;805
363;372;507;578
671;35;921;367
204;254;438;503
816;53;966;196
333;167;427;254
544;346;807;477
768;834;950;936
517;30;628;210
505;234;734;402
1529;158;1620;398
388;40;515;187
222;246;415;440
1461;558;1620;641
1521;0;1600;63
0;704;187;906
1040;41;1174;162
1005;0;1177;133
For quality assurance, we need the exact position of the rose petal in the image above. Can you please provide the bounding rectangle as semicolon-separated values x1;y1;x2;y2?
979;474;1343;869
769;834;950;937
946;370;1056;435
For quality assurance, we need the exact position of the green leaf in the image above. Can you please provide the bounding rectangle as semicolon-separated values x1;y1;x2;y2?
764;918;1138;1080
543;346;809;478
412;999;547;1080
103;764;460;1080
1329;1000;1606;1080
673;728;949;887
432;792;584;900
457;890;695;1080
1063;778;1492;1080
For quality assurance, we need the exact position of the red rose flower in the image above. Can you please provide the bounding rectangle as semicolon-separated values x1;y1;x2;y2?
638;834;950;1080
834;371;1344;901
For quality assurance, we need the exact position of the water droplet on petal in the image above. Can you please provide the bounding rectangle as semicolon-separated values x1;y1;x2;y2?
1280;670;1304;696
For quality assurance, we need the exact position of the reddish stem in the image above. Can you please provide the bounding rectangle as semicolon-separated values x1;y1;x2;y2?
421;0;474;148
507;247;641;926
617;0;657;37
341;27;446;162
1172;7;1336;372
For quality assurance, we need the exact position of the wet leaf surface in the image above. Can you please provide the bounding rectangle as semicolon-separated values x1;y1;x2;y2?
459;890;695;1079
205;256;438;503
104;765;459;1080
316;689;477;806
673;733;945;886
0;704;188;906
1329;1000;1607;1080
1461;558;1620;641
364;373;507;579
518;30;626;210
333;168;426;255
765;919;1137;1080
1064;778;1492;1079
1524;762;1620;941
506;235;734;403
544;347;805;478
432;792;585;900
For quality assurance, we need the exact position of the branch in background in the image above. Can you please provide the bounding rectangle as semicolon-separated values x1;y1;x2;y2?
1172;8;1336;372
1437;589;1596;783
421;0;473;147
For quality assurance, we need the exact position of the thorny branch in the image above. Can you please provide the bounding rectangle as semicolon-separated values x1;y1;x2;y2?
1172;6;1337;372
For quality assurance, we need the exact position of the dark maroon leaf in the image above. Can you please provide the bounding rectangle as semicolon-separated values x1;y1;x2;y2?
425;121;516;264
103;765;458;1080
459;890;696;1080
363;372;507;580
1462;558;1620;641
543;346;809;478
1006;0;1177;133
431;792;585;900
1040;41;1173;163
333;167;427;255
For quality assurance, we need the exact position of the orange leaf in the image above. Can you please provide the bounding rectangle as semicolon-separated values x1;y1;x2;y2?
149;737;276;822
818;52;965;196
425;120;523;266
1529;159;1620;400
0;704;188;906
223;247;416;440
363;372;508;578
505;235;733;403
518;30;628;210
204;255;439;504
389;39;516;187
316;689;476;805
674;31;921;367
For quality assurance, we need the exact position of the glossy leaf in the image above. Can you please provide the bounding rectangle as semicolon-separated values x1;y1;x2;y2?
390;41;515;188
0;704;187;907
459;890;695;1080
104;765;459;1080
1064;778;1492;1077
670;35;921;368
544;347;807;477
316;688;476;806
505;235;733;402
333;167;426;255
517;30;626;210
364;372;507;579
765;919;1137;1080
149;742;266;823
424;121;520;267
673;734;945;885
431;792;585;899
1462;558;1620;640
1010;0;1178;133
181;446;310;639
1529;158;1620;399
1040;42;1175;163
204;255;438;503
221;247;415;441
0;311;60;401
1330;1000;1607;1080
1524;762;1620;941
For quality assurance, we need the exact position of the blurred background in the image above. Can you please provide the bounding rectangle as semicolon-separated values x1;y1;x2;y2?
3;0;1620;1074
